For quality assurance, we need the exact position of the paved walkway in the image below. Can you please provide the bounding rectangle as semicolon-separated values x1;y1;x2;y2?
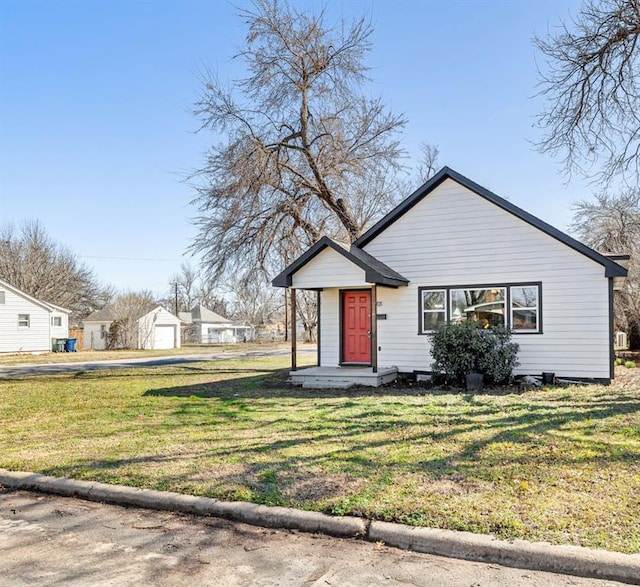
0;489;628;587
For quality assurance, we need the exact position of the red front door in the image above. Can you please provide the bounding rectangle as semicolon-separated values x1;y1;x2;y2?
342;290;371;364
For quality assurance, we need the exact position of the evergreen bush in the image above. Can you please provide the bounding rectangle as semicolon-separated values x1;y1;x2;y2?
430;322;519;386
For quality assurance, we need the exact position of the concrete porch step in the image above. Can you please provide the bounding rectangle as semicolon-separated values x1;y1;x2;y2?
290;366;398;389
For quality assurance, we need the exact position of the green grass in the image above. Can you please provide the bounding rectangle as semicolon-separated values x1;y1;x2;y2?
1;355;638;553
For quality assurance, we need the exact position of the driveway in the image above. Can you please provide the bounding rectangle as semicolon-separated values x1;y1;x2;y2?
0;348;313;379
0;489;627;587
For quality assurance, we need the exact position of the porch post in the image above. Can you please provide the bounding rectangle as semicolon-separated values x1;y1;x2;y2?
371;285;378;373
290;288;297;371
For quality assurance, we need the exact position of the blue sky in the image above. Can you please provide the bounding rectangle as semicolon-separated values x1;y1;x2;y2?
0;0;589;296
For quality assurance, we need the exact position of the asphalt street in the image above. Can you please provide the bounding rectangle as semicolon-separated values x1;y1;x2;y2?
0;348;304;379
0;489;628;587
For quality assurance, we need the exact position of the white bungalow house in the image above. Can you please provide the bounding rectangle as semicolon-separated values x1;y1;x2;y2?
179;305;254;344
82;305;181;350
0;278;70;354
272;167;628;387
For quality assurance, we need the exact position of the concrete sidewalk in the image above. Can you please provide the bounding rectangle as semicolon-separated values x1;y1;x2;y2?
1;469;638;585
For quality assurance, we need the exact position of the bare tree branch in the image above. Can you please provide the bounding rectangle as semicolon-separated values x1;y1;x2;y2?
571;189;640;348
0;220;107;323
534;0;640;185
189;0;409;280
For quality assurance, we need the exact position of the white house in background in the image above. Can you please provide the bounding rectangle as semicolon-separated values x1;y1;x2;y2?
179;305;254;344
272;167;628;387
0;278;70;354
82;305;181;350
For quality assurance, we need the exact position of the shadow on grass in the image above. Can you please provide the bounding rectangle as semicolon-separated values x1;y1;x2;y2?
144;368;432;399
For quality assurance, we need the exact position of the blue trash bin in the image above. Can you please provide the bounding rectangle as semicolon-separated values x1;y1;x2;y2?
64;338;77;352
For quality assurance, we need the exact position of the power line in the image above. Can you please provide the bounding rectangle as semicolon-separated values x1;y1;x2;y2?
78;255;182;262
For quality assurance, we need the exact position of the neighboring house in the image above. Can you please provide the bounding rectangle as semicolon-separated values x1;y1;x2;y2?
273;167;628;386
179;305;253;344
0;277;70;354
82;305;181;350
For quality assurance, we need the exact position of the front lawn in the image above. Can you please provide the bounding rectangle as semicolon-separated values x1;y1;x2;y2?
0;355;638;553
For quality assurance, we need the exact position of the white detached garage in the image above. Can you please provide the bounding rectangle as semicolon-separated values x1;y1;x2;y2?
137;307;181;350
82;305;181;350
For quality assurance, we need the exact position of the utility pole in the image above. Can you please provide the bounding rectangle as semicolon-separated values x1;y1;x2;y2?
174;282;179;317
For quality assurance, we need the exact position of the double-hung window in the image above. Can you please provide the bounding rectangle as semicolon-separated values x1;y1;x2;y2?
418;283;541;334
51;316;62;327
18;314;30;328
421;289;447;332
510;285;539;332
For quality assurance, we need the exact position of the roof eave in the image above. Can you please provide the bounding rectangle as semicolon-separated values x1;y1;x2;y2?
271;236;409;289
354;166;630;276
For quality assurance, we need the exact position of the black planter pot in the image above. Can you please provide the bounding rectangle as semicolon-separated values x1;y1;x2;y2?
465;372;484;392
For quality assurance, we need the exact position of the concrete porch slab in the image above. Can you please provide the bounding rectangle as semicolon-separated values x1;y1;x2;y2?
290;366;398;389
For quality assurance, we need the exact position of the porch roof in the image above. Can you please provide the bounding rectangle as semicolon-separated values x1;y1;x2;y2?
272;236;409;288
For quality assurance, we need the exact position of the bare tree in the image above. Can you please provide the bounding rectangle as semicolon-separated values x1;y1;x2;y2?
534;0;640;185
0;220;106;323
170;262;199;312
231;273;283;334
162;265;230;317
190;0;409;279
105;291;158;350
416;143;440;183
571;190;640;348
296;290;318;343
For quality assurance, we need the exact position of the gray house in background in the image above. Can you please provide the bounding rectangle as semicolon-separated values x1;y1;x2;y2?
179;305;254;344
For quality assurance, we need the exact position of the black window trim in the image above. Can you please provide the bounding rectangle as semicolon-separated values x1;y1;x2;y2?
418;281;543;335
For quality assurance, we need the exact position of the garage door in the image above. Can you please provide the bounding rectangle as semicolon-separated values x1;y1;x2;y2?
154;325;176;349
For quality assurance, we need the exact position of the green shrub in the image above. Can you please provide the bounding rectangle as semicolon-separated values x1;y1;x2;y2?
430;322;519;386
624;361;637;369
615;357;624;366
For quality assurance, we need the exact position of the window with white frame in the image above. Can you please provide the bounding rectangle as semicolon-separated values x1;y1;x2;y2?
0;291;5;304
418;283;541;334
18;314;30;328
51;316;62;327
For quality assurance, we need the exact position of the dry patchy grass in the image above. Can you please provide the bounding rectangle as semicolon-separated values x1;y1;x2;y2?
0;342;294;365
0;356;638;553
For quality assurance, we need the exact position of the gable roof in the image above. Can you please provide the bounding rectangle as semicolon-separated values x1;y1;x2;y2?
0;277;72;314
355;167;627;278
83;303;175;324
83;307;117;322
272;236;410;288
189;305;232;324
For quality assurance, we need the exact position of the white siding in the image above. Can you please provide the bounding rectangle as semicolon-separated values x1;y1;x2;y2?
0;288;51;353
137;307;181;349
319;289;341;367
199;322;233;343
83;322;110;350
50;311;70;340
292;248;368;289
360;179;611;379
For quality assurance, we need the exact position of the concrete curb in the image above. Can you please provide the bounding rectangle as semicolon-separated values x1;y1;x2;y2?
1;469;638;585
369;521;640;585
